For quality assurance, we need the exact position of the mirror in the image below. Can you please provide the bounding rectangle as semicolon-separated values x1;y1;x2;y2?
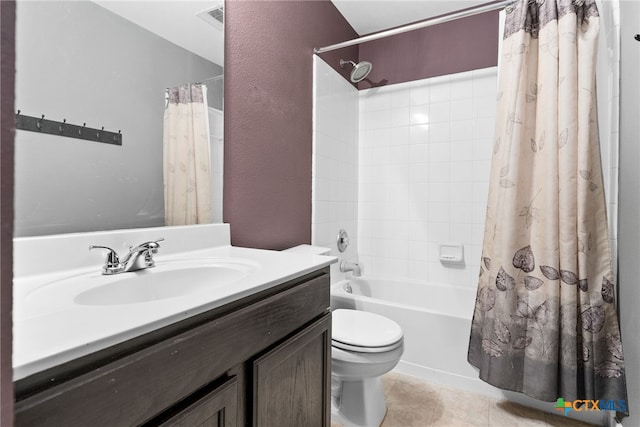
14;0;224;237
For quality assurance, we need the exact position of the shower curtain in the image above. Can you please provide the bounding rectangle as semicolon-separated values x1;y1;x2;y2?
468;0;628;406
163;84;213;225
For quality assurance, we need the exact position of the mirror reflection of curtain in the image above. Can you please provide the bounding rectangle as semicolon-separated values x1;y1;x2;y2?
208;107;224;224
163;84;212;225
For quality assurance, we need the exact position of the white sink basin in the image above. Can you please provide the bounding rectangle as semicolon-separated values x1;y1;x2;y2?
26;258;259;306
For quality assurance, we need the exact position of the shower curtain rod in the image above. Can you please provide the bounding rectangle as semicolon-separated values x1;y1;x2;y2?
195;75;224;84
314;0;512;54
165;74;223;92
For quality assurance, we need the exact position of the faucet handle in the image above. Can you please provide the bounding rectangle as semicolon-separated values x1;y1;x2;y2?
149;238;165;247
89;245;122;274
134;238;164;254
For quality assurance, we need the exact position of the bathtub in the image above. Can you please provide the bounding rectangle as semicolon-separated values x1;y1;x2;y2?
330;277;482;392
330;277;612;426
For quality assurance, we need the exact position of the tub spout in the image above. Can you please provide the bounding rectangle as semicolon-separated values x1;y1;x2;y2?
340;260;362;276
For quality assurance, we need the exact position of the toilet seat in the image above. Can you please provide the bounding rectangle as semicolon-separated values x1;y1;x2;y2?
332;309;403;353
332;339;402;353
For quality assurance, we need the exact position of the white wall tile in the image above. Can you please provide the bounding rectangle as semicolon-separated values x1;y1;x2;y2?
410;85;430;106
410;104;430;125
391;107;411;127
409;163;429;183
391;88;411;108
472;139;493;160
449;160;473;183
428;162;450;183
471;202;487;223
389;126;410;146
429;204;451;223
357;67;498;286
472;160;491;181
408;261;429;281
451;99;474;120
428;183;451;202
472;117;495;139
428;262;450;282
450;182;473;202
408;240;430;261
409;144;429;164
410;125;430;145
473;95;497;119
312;57;359;284
451;202;473;224
450;120;474;141
429;101;451;123
472;181;490;203
430;122;451;143
429;142;450;162
449;72;474;100
409;221;429;241
408;201;429;221
429;79;451;102
316;61;620;292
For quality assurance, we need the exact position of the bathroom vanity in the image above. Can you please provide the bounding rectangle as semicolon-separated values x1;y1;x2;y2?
13;225;335;426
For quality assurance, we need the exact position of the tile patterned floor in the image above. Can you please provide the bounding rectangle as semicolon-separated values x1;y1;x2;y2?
332;372;598;427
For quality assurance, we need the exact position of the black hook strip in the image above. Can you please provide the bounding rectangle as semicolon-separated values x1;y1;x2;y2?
15;113;122;146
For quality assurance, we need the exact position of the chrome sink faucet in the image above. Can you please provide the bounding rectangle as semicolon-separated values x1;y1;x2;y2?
89;238;164;275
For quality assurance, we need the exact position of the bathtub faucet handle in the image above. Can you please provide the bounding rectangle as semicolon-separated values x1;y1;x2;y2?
340;260;362;277
337;229;351;253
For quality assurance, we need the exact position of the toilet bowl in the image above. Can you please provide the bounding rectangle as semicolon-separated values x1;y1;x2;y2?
331;309;404;427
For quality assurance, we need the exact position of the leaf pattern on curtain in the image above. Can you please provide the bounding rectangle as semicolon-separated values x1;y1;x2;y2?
468;0;627;407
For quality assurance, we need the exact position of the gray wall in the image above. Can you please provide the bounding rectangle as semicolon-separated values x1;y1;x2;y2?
618;1;640;424
14;1;222;236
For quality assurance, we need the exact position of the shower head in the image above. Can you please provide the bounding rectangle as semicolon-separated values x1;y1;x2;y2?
340;59;373;83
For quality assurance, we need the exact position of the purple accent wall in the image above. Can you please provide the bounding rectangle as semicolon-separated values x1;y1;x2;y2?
224;0;357;250
358;11;500;88
0;1;14;425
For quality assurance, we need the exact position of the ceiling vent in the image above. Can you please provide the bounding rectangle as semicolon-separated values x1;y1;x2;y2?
197;5;224;30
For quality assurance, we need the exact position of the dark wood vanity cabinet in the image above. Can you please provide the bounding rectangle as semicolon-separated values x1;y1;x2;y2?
14;267;331;427
253;315;331;426
157;375;239;427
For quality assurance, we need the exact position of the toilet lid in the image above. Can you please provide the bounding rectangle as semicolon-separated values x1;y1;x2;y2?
332;309;403;349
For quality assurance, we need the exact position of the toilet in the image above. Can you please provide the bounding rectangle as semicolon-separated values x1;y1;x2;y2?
331;309;404;427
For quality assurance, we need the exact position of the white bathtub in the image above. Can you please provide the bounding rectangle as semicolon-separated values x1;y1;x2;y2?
331;277;480;389
330;277;611;425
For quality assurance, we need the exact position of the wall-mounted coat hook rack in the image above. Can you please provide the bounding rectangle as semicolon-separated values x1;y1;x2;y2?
36;114;45;129
15;112;122;146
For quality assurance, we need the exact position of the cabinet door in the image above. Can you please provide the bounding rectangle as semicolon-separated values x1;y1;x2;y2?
252;314;331;427
158;376;238;427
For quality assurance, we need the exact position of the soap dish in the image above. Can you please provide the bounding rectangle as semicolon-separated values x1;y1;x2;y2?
439;243;465;266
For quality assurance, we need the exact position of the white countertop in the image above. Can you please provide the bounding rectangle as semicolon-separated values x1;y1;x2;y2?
13;225;337;381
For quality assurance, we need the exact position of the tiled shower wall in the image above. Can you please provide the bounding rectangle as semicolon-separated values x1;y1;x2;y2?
357;68;497;287
312;57;359;281
314;17;618;288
